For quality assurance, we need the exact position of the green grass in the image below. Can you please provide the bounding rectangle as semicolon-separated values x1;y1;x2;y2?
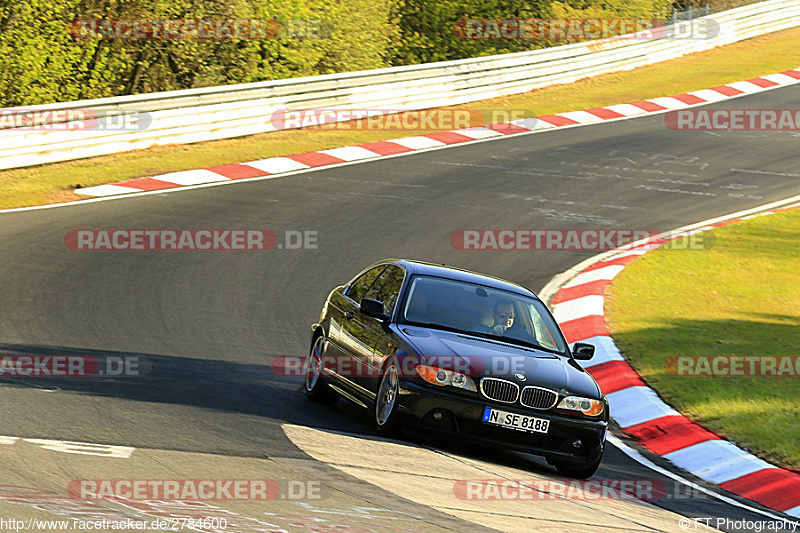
606;208;800;470
2;26;800;209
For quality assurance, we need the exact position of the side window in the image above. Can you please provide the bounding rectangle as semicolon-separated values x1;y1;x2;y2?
346;266;386;303
365;265;405;315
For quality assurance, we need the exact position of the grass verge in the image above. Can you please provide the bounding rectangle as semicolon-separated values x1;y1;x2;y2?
606;207;800;470
2;26;800;209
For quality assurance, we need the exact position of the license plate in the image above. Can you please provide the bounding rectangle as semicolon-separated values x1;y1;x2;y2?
482;407;550;434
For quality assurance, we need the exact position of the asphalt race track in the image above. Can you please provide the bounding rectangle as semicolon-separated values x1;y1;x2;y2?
1;85;799;532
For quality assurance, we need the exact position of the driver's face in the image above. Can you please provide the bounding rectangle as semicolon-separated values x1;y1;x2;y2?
494;306;514;328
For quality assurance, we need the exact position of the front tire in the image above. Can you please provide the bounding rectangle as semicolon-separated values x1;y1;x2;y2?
305;336;339;404
374;358;402;436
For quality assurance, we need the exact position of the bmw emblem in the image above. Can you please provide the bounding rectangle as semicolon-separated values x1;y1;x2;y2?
514;373;526;381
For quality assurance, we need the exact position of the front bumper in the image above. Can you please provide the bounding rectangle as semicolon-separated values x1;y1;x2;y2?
398;379;607;466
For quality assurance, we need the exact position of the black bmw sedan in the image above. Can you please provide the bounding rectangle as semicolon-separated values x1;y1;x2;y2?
306;259;609;478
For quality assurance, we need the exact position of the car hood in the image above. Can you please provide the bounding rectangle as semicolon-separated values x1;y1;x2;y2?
399;326;601;398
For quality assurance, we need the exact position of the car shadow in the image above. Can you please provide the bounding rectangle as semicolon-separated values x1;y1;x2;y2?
0;342;374;437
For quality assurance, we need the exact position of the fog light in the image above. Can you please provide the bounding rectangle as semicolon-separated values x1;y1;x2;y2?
572;439;583;449
433;410;443;421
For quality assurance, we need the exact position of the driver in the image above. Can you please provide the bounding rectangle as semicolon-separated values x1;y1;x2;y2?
475;299;515;336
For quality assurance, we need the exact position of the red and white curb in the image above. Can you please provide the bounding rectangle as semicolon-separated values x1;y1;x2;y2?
75;68;800;198
546;198;800;518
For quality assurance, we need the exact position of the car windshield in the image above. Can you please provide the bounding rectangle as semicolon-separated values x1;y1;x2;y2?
400;275;569;355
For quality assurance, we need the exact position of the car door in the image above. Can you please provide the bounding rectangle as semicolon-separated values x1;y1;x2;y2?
330;265;386;398
360;264;406;393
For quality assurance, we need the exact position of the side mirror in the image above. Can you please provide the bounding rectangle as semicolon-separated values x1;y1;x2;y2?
572;343;595;361
360;298;390;321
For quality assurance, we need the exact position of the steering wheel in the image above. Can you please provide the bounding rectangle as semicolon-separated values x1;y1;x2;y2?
504;323;537;343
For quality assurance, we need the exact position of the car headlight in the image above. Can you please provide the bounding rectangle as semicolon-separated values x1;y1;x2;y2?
557;396;604;416
416;365;477;392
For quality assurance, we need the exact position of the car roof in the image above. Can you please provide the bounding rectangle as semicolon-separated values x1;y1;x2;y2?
378;259;540;300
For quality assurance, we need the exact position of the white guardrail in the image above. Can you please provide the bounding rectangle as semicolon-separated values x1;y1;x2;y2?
1;0;799;171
